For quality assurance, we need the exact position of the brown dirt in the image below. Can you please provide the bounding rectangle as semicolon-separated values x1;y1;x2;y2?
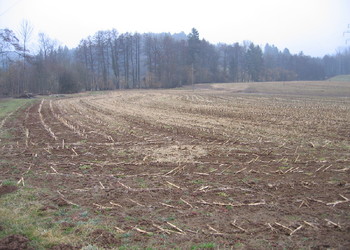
0;185;18;197
0;234;33;250
88;229;121;248
0;83;350;248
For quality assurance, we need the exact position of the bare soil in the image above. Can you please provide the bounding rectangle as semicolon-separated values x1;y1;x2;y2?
1;81;350;248
0;185;18;197
0;234;33;250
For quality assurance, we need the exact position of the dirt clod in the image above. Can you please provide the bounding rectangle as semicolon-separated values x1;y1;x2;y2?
89;229;120;248
0;185;18;197
0;234;32;250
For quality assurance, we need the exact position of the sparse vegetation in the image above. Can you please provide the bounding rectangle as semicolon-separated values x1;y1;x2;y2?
0;81;349;248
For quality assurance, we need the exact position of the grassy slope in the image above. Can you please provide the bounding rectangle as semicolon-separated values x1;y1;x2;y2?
327;75;350;82
0;99;61;249
0;99;35;139
0;99;33;119
0;98;83;249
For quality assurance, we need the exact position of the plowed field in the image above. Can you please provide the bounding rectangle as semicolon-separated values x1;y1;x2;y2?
1;81;350;249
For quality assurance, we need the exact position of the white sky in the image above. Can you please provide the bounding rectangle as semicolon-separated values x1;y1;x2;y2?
1;0;349;57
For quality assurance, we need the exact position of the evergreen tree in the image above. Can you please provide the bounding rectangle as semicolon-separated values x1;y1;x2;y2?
246;43;264;81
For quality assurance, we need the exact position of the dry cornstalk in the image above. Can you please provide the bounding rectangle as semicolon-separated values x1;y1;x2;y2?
38;99;58;140
185;228;198;234
290;225;303;236
24;164;32;174
275;222;293;233
294;154;299;163
152;223;171;235
17;177;24;186
57;190;64;196
284;167;294;174
115;226;125;233
164;166;182;176
231;220;247;232
303;221;318;229
235;167;247;174
298;199;310;208
267;223;277;233
71;148;78;156
50;166;59;174
332;168;350;172
315;165;325;172
118;181;131;190
307;197;326;204
301;182;311;189
118;181;167;192
194;172;210;176
107;135;114;142
201;187;237;193
212;201;232;206
110;201;123;207
277;157;286;163
166;222;185;234
74;188;92;192
244;200;266;206
99;181;105;189
93;203;114;210
44;148;52;154
57;191;79;206
180;198;193;208
25;128;29;147
249;169;260;173
160;202;179;209
133;226;152;235
322;165;332;172
129;198;145;207
62;198;78;206
198;186;211;191
198;199;265;207
72;172;84;177
218;165;231;174
325;219;341;228
166;181;182;189
207;224;224;235
326;194;349;207
247;155;259;164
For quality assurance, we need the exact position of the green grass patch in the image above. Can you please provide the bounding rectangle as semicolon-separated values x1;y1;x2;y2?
191;242;216;249
0;186;109;249
0;98;34;120
191;179;205;185
0;98;35;140
1;179;17;186
79;165;92;170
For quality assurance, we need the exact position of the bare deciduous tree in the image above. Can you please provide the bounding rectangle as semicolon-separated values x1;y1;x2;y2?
18;19;34;94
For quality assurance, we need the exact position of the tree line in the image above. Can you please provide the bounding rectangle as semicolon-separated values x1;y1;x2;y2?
1;26;350;96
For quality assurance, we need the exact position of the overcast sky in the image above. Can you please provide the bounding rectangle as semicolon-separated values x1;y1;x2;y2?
1;0;349;57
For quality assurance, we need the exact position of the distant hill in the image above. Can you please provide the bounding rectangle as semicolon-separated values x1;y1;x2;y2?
328;75;350;82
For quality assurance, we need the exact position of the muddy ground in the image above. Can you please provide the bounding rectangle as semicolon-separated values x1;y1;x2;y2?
1;82;350;248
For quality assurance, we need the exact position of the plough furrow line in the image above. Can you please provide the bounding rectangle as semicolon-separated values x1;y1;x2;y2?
38;99;58;140
50;100;87;139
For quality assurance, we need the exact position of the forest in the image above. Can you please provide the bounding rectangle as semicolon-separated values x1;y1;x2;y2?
1;27;350;96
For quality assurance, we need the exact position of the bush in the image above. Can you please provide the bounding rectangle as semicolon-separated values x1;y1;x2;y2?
58;70;79;94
